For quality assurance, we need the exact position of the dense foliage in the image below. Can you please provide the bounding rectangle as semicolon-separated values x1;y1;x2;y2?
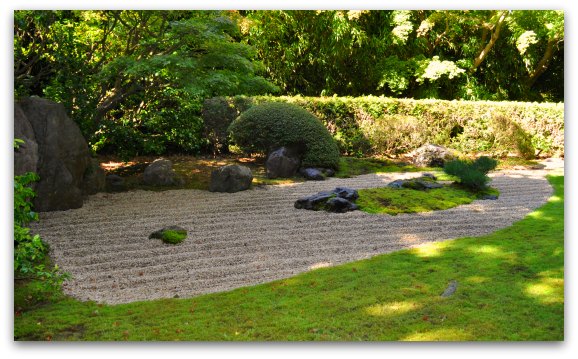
243;10;563;102
14;10;563;161
205;95;564;158
15;10;278;159
228;102;340;169
14;140;65;292
443;156;498;191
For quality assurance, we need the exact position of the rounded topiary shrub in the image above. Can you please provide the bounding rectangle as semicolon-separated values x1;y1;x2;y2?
228;102;340;169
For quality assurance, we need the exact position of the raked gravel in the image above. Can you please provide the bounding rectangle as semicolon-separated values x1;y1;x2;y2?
31;160;562;304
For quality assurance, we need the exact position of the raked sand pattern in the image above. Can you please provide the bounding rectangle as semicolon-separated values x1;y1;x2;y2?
31;162;561;304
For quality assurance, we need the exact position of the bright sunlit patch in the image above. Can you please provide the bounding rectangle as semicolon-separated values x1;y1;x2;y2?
365;301;420;317
470;245;502;255
413;244;442;258
466;276;489;284
403;328;472;341
101;161;136;171
309;262;333;270
525;277;564;304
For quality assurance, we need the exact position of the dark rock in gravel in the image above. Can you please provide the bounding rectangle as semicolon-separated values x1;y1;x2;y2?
142;158;181;186
326;197;359;213
295;187;359;213
266;147;301;178
300;167;325;181
321;168;336;177
106;174;127;192
294;191;333;210
209;164;253;193
333;187;359;201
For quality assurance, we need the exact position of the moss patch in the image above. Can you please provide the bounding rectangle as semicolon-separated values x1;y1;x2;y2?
149;227;187;244
357;184;498;215
161;230;187;244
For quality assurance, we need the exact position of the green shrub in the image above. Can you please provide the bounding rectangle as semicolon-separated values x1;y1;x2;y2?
228;102;341;169
202;97;240;155
490;116;535;159
14;139;66;292
443;156;498;192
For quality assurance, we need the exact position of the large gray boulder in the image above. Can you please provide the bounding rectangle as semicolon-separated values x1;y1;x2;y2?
408;144;456;168
14;97;101;211
209;165;253;193
266;147;301;178
14;104;39;175
142;158;180;186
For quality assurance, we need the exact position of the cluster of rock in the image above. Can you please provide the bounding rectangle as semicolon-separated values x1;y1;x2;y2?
14;97;106;211
295;187;359;213
266;146;335;181
387;173;443;190
407;144;457;167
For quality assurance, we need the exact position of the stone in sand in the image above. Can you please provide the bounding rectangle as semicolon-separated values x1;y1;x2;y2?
209;164;253;193
266;146;301;178
142;158;181;186
300;167;325;181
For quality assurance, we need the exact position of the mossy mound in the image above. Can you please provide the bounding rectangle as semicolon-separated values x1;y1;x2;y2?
149;225;187;244
357;185;499;215
228;102;340;169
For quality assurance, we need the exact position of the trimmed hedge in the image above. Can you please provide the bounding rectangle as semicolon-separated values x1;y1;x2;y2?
228;102;340;169
203;95;564;158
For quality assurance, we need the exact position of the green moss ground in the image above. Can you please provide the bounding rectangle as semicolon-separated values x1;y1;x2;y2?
14;176;563;341
356;185;480;215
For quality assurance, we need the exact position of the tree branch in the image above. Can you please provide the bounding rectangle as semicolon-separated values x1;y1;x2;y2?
469;11;508;74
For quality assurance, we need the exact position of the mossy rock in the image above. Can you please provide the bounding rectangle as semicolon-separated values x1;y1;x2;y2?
149;225;187;245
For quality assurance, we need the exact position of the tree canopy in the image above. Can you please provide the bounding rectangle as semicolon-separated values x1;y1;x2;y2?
243;10;563;101
14;10;563;157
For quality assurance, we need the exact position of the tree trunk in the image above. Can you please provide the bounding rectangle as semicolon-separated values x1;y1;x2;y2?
525;37;560;88
469;11;508;74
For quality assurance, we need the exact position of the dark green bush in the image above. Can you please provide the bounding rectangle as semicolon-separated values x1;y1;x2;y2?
228;102;341;169
444;156;498;192
202;97;239;155
472;156;498;174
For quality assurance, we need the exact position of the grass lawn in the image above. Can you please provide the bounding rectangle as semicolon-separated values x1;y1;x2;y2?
14;175;563;341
